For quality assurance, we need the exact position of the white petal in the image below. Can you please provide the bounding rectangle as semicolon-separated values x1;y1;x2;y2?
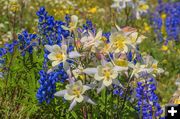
63;61;70;71
69;99;77;111
71;15;78;25
53;45;61;53
75;95;84;102
45;45;53;52
112;79;124;89
83;68;97;75
84;96;96;105
103;79;112;87
82;85;91;93
80;36;88;43
48;53;57;61
95;29;102;40
52;60;61;67
97;82;105;93
68;51;81;58
112;79;120;85
54;90;67;97
64;93;75;101
114;66;128;71
61;25;69;30
94;73;103;81
111;72;118;79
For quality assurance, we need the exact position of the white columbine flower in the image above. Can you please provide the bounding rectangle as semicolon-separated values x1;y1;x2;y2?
129;62;153;78
80;29;102;52
143;55;164;76
134;1;149;19
110;32;131;53
62;15;78;32
84;62;124;93
45;44;81;67
54;80;95;110
111;0;132;11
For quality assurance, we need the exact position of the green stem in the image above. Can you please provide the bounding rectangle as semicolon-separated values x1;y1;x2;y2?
104;89;107;119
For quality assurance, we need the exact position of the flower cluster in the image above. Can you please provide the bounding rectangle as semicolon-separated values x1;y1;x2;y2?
18;30;37;56
151;2;180;43
111;0;149;19
34;7;164;119
136;78;163;118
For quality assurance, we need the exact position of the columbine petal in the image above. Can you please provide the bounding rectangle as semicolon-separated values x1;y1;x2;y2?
64;93;75;101
54;90;67;97
48;52;57;61
68;51;81;58
95;29;102;40
63;61;70;71
94;73;103;81
103;79;112;87
71;15;78;25
52;45;61;53
52;60;61;67
45;45;53;52
97;81;105;93
61;25;69;30
75;95;84;103
83;68;97;75
84;96;96;105
114;66;128;71
69;99;77;111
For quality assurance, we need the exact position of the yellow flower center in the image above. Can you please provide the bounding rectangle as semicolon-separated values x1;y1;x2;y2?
161;13;167;20
139;4;149;11
103;69;111;80
72;87;81;97
152;64;157;69
115;59;128;67
56;53;64;60
113;34;126;50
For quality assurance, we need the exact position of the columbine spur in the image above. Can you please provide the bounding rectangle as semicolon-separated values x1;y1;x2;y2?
54;80;96;110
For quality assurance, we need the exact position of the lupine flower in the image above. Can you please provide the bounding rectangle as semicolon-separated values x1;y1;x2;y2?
54;80;95;110
135;78;163;118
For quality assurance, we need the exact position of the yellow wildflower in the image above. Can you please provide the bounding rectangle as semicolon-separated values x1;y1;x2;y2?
161;45;168;51
88;7;97;14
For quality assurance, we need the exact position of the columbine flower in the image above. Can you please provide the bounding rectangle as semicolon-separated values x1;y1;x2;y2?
80;29;102;52
129;62;153;78
143;55;164;76
111;0;132;11
135;1;149;19
54;80;95;110
45;44;81;68
62;15;78;32
121;26;146;45
110;32;131;53
84;62;124;93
